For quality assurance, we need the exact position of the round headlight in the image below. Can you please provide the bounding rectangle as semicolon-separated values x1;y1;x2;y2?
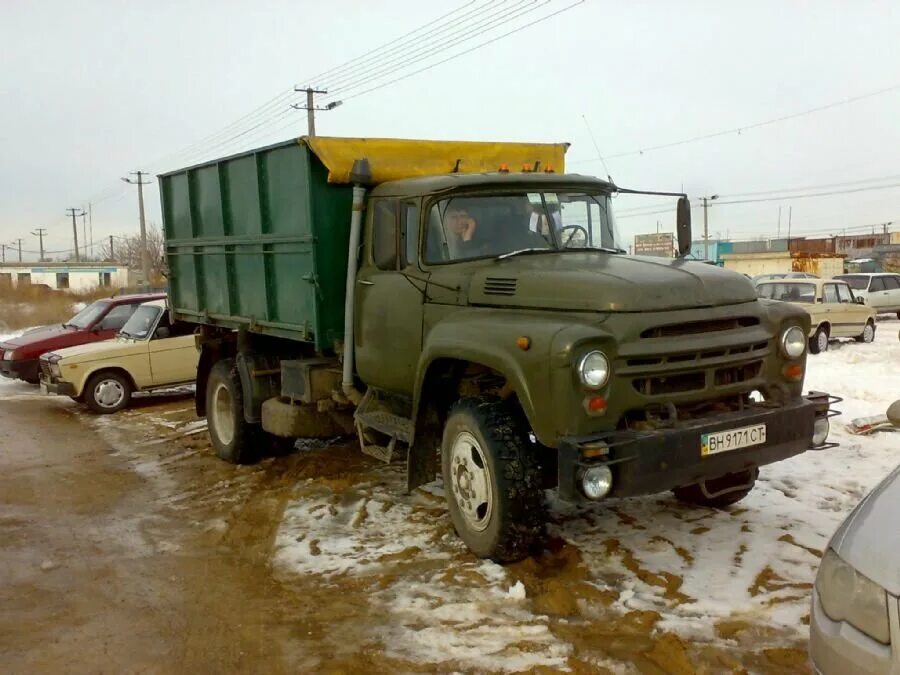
581;465;613;500
578;351;610;388
780;326;806;358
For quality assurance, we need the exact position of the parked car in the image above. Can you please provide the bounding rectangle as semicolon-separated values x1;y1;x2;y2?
39;300;199;413
752;272;819;286
834;273;900;318
756;279;876;353
0;293;165;383
809;463;900;673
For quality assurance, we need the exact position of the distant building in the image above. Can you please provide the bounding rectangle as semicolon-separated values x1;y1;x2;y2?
689;240;733;264
0;262;135;291
721;251;845;278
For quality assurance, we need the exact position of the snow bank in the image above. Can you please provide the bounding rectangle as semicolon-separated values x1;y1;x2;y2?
271;319;899;665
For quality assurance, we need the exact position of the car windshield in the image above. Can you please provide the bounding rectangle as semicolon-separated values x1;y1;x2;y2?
119;305;163;339
757;282;817;303
424;191;623;263
64;300;109;329
835;275;869;290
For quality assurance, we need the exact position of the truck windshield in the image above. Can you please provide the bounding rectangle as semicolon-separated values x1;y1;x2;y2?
424;192;622;263
756;283;817;303
64;300;110;329
119;305;163;339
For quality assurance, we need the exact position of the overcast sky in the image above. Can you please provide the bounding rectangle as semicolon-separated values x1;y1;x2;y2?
2;0;900;261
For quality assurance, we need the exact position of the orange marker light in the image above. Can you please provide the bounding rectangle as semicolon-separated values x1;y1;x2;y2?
516;336;531;351
544;164;555;173
499;163;510;173
588;396;608;412
521;163;532;173
783;363;803;381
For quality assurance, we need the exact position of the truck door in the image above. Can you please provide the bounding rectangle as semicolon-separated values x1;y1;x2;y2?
355;199;426;394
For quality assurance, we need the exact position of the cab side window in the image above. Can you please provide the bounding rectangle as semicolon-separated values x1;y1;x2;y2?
372;200;399;271
100;303;138;330
823;284;839;304
870;277;886;292
836;284;853;303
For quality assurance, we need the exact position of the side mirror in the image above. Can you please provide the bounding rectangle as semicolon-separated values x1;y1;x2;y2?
154;326;171;339
676;197;692;256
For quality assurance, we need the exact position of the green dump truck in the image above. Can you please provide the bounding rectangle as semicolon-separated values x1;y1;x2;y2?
161;136;837;561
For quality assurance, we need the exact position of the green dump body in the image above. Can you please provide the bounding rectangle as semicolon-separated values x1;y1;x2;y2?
160;140;353;352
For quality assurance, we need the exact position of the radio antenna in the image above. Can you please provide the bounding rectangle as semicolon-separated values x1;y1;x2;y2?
581;114;614;185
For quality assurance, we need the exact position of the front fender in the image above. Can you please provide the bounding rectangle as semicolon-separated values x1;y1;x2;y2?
414;308;594;445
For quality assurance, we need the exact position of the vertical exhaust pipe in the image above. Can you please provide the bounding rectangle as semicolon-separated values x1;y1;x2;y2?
342;159;371;403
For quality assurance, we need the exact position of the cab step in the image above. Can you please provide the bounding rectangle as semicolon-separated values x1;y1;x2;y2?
354;389;413;463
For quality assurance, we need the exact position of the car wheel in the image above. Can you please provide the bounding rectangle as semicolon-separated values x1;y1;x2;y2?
84;371;133;414
206;359;261;464
809;325;829;354
855;321;876;344
441;396;545;562
673;468;758;508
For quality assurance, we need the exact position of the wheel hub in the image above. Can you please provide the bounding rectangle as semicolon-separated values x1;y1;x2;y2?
211;382;235;446
449;431;492;532
95;379;124;408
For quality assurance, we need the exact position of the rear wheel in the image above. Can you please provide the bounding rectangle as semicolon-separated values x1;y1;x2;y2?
673;468;758;508
809;325;829;354
84;371;132;414
855;320;875;343
206;359;261;464
441;396;545;562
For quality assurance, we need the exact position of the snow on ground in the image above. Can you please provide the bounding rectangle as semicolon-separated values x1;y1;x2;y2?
274;318;899;669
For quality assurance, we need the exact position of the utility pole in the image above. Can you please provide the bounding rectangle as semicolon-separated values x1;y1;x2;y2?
109;235;115;261
700;194;719;261
11;239;23;262
777;205;782;239
787;206;793;245
88;202;93;258
122;171;152;287
292;87;342;136
80;211;88;260
66;207;85;261
1;244;5;263
32;228;47;261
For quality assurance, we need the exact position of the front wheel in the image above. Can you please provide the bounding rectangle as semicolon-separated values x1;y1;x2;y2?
441;397;545;562
809;325;829;354
206;359;261;464
672;468;758;508
855;321;875;343
84;371;133;414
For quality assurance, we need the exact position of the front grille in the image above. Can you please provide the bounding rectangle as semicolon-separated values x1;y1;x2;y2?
633;371;706;396
640;316;759;339
483;277;517;296
715;360;763;386
625;341;768;368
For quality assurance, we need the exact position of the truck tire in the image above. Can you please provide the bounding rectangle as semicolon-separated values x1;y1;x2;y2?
855;320;875;343
206;359;261;464
441;396;545;562
809;325;829;354
84;370;133;414
672;468;757;508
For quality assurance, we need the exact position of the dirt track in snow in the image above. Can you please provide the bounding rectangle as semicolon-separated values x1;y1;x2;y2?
0;387;811;673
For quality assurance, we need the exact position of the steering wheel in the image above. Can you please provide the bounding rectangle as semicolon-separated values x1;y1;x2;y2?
558;224;588;248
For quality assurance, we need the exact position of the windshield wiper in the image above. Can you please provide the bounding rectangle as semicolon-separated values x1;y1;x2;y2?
496;248;552;261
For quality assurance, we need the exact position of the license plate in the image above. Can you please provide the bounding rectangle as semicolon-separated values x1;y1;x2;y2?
701;424;767;456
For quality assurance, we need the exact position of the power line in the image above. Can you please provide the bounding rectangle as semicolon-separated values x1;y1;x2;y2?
571;82;900;165
336;1;585;104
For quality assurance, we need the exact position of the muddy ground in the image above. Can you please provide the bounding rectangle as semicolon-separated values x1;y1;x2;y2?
0;381;818;674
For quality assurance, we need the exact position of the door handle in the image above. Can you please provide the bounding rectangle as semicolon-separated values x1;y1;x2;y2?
358;279;374;286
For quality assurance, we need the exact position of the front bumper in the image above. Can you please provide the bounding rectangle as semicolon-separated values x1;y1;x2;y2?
558;394;833;502
38;374;76;397
809;587;900;674
0;357;39;382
